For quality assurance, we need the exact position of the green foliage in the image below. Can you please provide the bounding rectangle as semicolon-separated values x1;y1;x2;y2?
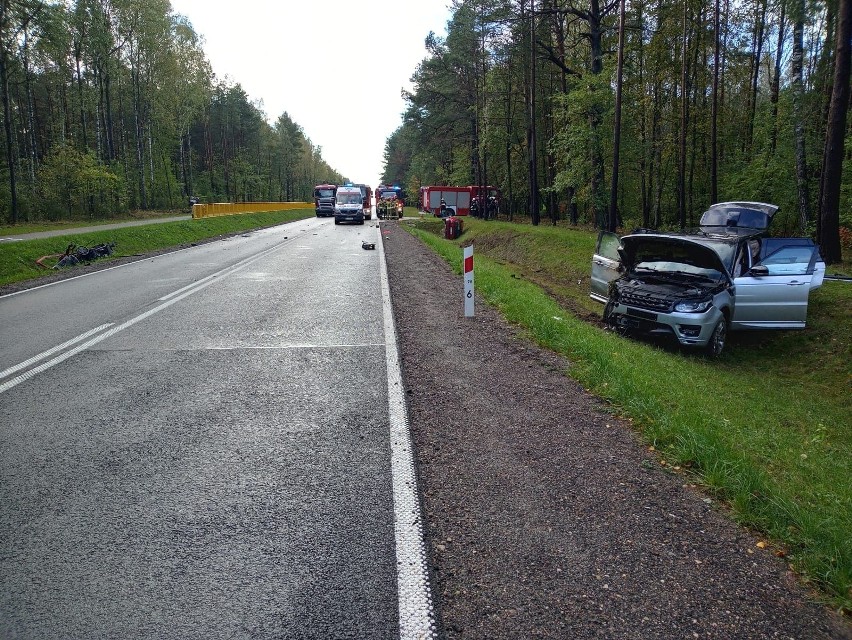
0;1;342;223
384;0;849;239
551;72;615;223
36;145;126;219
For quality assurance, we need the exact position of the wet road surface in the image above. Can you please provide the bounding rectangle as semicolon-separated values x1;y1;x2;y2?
0;218;414;638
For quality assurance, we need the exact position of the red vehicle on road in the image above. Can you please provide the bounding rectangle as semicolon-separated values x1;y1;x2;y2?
353;184;373;219
314;184;337;217
376;185;406;207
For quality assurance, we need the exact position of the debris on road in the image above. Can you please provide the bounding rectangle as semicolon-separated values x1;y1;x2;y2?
36;242;115;270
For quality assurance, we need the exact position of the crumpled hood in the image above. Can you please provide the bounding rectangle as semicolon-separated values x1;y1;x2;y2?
619;234;730;280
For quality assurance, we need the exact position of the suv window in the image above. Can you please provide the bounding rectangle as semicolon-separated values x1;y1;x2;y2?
597;233;620;260
759;246;813;276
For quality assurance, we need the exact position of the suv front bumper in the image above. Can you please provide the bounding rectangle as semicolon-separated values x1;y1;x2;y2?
606;303;725;347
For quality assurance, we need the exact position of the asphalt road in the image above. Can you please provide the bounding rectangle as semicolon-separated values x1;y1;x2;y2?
3;215;848;638
0;217;422;638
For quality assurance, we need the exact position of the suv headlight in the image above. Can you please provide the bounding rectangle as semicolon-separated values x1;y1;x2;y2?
674;300;712;313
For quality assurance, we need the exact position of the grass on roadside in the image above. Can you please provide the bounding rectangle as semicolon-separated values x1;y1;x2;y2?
405;216;851;613
0;209;190;236
0;208;314;287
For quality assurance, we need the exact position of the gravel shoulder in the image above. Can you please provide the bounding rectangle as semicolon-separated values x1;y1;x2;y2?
381;222;851;639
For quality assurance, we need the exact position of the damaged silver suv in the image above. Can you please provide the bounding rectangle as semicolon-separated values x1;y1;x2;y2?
590;202;826;356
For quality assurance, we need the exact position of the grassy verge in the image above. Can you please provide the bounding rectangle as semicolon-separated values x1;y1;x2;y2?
0;208;313;287
0;210;190;236
405;217;851;613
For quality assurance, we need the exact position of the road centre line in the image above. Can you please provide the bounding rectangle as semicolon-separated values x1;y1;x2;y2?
0;323;114;382
377;226;437;639
0;238;293;395
157;271;220;301
158;229;309;300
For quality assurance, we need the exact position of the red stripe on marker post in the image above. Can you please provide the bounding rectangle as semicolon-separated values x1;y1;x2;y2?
463;245;474;317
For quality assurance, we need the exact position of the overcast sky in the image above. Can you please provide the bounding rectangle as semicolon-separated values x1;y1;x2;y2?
167;0;452;187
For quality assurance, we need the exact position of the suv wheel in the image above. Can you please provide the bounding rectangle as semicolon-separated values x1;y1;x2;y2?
706;318;727;357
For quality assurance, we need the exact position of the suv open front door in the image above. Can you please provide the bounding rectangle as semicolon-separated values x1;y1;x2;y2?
731;243;820;329
590;231;621;303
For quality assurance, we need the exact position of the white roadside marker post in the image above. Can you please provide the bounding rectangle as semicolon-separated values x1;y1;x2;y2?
464;244;474;317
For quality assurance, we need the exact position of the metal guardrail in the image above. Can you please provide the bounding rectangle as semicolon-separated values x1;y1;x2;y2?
191;202;312;219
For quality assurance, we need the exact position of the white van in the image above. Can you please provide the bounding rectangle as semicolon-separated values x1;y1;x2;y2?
334;186;365;225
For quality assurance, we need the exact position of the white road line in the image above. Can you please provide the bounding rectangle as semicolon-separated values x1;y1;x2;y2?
157;271;220;300
0;323;114;382
157;226;313;300
198;343;384;350
0;238;292;395
378;226;437;639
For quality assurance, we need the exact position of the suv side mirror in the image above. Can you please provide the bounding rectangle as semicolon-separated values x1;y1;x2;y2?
749;265;769;276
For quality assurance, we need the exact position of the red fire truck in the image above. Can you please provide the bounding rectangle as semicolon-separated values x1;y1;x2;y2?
352;184;373;219
421;186;472;216
468;185;501;218
313;184;337;217
376;185;406;206
376;184;406;219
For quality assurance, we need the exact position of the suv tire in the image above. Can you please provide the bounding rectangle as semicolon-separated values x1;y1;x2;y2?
706;317;727;357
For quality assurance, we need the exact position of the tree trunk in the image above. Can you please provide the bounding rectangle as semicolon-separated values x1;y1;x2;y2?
526;0;540;224
678;0;689;229
132;50;147;209
768;0;786;156
745;0;767;155
710;0;720;203
608;0;625;232
0;52;18;224
637;0;650;227
23;27;35;188
104;71;115;161
74;43;87;150
505;99;514;222
650;79;662;228
817;0;850;264
94;66;103;161
791;4;810;233
719;0;730;166
162;150;173;209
